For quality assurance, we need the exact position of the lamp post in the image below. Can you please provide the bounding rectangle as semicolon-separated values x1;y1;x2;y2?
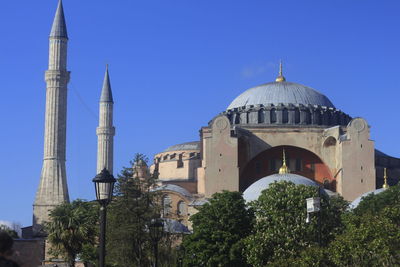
306;187;322;246
93;168;116;267
149;218;164;267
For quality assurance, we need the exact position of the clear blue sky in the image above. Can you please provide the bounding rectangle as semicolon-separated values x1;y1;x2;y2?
1;0;399;227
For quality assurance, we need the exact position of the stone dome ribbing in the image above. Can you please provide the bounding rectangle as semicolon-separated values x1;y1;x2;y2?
227;81;335;110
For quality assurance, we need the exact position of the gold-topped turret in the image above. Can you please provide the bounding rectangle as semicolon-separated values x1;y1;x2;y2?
279;148;290;174
275;61;286;82
383;168;389;189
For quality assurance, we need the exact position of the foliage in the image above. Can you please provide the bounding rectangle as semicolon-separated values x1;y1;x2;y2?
181;191;254;267
106;154;163;267
329;202;400;266
244;181;348;267
268;246;333;267
0;225;19;239
353;183;400;217
45;199;98;267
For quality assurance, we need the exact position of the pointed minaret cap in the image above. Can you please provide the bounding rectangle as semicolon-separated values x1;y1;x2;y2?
50;0;68;39
100;65;114;103
275;61;286;82
279;148;290;174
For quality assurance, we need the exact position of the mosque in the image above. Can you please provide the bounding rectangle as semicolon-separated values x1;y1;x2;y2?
14;0;399;265
147;64;400;226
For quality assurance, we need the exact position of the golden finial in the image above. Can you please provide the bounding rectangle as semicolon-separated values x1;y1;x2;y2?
275;61;286;82
279;148;290;174
383;168;389;189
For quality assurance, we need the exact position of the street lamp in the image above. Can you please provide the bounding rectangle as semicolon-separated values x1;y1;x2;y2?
306;187;322;246
149;218;164;267
93;168;116;267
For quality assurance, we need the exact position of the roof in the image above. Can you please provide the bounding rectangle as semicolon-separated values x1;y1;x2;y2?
163;141;200;152
227;81;334;110
50;0;68;39
162;218;191;234
243;173;320;202
349;188;387;209
155;184;193;199
100;66;113;102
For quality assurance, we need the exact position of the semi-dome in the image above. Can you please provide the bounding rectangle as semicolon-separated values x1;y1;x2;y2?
243;173;319;202
227;81;335;110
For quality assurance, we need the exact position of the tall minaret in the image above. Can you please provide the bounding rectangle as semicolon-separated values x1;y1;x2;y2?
33;0;70;236
96;65;115;175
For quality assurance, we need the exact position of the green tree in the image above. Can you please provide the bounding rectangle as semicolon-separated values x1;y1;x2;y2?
244;181;347;267
106;154;163;267
353;183;400;217
181;191;254;267
329;206;400;267
0;225;19;239
45;199;98;267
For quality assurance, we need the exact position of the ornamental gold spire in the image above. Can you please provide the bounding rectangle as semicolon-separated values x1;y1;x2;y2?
279;148;290;174
383;168;389;189
275;61;286;82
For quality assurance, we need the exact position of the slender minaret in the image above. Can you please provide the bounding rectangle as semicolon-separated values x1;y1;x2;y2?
33;0;70;236
96;65;115;175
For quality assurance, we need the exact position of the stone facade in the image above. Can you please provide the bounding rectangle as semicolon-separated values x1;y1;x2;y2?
150;73;399;228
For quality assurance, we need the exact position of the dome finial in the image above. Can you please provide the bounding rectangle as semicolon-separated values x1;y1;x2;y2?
279;148;290;174
383;168;390;189
275;60;286;82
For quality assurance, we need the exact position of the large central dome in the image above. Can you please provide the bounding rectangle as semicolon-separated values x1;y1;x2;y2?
227;81;335;110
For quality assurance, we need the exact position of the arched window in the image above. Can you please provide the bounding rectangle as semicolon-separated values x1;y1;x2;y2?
177;201;187;216
270;108;277;123
162;195;172;216
258;109;265;123
282;108;289;123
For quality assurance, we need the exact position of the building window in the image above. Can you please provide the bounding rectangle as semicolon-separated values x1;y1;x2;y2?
269;159;276;171
163;155;169;161
282;108;288;123
270;109;277;123
170;153;176;159
177;154;184;168
162;195;172;216
310;163;315;172
295;158;302;171
255;161;262;174
177;201;186;216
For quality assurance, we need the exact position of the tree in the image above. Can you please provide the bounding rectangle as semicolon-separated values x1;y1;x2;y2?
45;199;98;267
106;154;163;267
181;191;254;267
329;206;400;266
353;183;400;217
0;225;19;239
328;185;400;266
244;181;347;267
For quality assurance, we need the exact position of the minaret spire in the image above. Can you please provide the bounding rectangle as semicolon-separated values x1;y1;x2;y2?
33;0;70;236
50;0;68;39
100;64;113;103
275;60;286;82
383;168;389;189
97;65;115;175
279;148;290;174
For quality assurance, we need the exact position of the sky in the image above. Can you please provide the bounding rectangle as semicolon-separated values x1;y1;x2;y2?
0;0;399;227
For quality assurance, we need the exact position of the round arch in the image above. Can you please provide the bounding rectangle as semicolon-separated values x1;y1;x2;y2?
239;145;335;192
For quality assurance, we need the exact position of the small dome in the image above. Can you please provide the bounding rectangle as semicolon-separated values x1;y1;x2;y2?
243;173;319;202
163;141;200;152
349;188;387;209
227;81;335;110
